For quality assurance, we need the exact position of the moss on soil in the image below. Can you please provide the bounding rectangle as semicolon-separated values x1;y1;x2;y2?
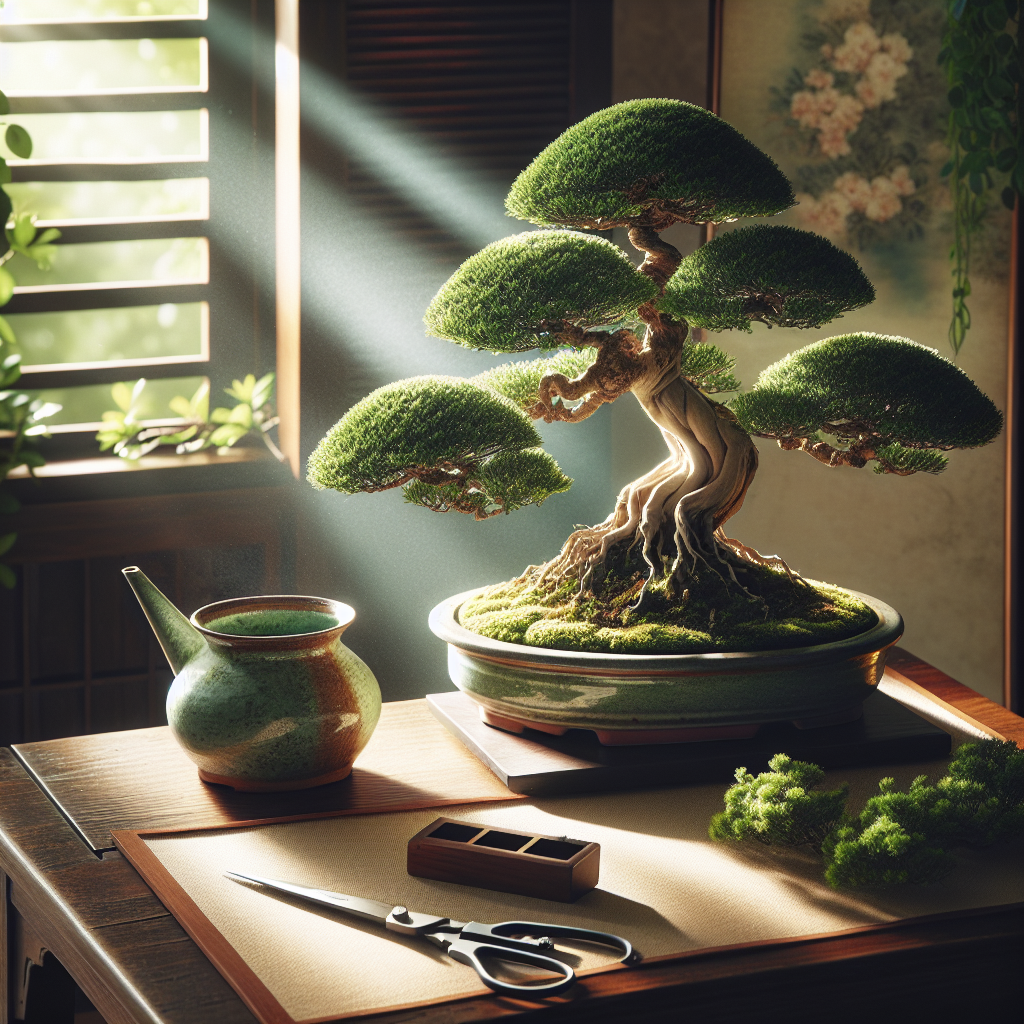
459;556;876;654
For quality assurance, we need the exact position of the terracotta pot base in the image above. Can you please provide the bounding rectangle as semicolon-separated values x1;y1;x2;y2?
198;764;354;791
480;707;762;746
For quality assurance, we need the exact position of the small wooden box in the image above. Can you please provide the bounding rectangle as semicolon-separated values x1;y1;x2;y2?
407;816;600;902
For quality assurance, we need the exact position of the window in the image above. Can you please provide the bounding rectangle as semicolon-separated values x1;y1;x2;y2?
2;0;276;467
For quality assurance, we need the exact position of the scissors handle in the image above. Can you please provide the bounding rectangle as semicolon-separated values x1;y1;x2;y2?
461;921;637;964
446;939;575;996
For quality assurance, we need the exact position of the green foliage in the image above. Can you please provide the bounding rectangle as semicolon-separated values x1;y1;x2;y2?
307;376;542;494
424;231;656;353
709;754;850;848
679;342;741;394
660;225;874;332
473;348;598;410
939;0;1022;354
712;740;1024;888
732;333;1003;454
6;213;60;270
0;115;64;587
404;447;572;517
96;373;281;461
872;443;949;476
506;99;794;229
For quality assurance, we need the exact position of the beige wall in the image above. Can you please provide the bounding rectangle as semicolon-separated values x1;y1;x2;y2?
610;0;1010;703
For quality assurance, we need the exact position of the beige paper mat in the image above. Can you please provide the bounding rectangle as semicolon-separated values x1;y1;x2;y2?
137;761;1024;1024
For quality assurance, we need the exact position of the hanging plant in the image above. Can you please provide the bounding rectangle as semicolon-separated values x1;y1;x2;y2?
939;0;1022;355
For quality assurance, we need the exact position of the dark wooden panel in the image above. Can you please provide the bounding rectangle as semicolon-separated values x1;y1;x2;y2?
30;687;86;743
0;572;20;686
27;561;85;683
90;553;167;679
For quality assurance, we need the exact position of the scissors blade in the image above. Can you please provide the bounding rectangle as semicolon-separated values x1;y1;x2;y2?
225;870;394;924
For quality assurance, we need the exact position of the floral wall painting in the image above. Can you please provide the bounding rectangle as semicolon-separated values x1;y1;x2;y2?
716;0;1012;703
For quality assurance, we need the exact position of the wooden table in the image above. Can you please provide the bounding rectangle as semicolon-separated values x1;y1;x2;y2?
1;649;1021;1024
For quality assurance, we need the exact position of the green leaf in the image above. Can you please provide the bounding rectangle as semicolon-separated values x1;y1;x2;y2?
0;531;16;556
210;406;231;424
0;90;9;117
983;3;1009;29
25;243;58;271
969;172;984;195
251;371;274;410
995;146;1017;172
34;228;60;246
4;125;31;160
948;85;966;108
12;213;34;247
168;395;192;418
0;161;11;186
20;451;45;468
209;423;247;447
939;160;954;178
0;314;15;346
0;267;13;307
0;563;16;589
227;402;253;427
111;381;134;412
0;491;20;514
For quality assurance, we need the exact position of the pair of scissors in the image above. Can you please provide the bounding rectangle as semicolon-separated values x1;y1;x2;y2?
226;870;637;996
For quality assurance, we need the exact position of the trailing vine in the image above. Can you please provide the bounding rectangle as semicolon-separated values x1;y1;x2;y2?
939;0;1022;355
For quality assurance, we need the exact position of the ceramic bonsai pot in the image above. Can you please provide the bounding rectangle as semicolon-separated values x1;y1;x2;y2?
428;588;903;745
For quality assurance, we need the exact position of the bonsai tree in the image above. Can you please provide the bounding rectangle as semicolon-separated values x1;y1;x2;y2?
308;100;1002;654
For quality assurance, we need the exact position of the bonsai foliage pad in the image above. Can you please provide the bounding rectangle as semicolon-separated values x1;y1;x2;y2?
425;689;951;797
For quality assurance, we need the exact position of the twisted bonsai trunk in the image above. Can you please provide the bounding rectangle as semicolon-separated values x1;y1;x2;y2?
526;224;786;595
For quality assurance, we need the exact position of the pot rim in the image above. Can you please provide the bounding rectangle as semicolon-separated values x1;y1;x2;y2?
428;586;904;672
192;594;355;649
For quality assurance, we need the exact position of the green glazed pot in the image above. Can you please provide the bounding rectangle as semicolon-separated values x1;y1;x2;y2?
124;567;381;791
428;587;903;743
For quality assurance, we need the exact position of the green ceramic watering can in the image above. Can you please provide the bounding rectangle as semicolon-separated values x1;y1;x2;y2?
123;566;381;791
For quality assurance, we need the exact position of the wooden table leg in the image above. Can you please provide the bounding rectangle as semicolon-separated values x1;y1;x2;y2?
6;892;75;1024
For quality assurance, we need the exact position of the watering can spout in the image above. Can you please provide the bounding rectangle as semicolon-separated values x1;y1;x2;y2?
122;566;206;674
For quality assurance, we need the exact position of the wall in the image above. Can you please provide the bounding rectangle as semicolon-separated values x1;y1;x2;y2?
609;0;1010;703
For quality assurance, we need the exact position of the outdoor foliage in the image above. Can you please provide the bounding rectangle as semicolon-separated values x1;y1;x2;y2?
96;373;282;462
711;739;1024;888
0;101;64;588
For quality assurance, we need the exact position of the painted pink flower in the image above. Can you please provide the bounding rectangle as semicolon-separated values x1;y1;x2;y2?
864;176;903;222
817;126;853;158
804;67;835;89
821;43;834;60
880;32;913;64
833;171;872;211
796;191;852;235
856;51;908;107
790;89;823;128
889;165;916;197
831;21;881;73
828;93;864;131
